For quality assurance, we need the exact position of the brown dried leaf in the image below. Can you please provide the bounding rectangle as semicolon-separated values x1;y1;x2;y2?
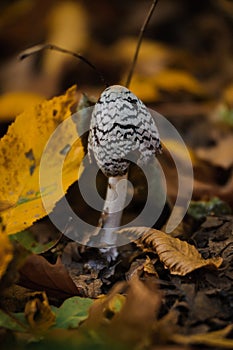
126;256;158;281
83;276;161;348
121;227;222;276
18;255;80;300
196;135;233;168
107;278;160;347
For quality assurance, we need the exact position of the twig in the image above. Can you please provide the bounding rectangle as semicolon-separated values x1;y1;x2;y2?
125;0;159;88
19;43;109;88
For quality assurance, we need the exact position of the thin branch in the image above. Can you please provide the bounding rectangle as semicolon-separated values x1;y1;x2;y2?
19;43;109;88
125;0;159;89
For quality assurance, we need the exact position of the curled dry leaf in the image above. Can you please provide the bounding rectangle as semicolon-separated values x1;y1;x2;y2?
24;291;55;334
119;227;223;276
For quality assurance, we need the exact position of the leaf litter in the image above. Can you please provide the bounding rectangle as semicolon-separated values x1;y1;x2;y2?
1;1;233;349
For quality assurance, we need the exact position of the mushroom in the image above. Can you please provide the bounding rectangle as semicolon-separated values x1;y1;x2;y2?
18;0;161;253
88;84;162;248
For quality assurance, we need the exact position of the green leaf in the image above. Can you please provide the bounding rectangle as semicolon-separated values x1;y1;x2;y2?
188;197;232;221
0;309;27;332
218;105;233;127
52;296;93;329
10;230;60;254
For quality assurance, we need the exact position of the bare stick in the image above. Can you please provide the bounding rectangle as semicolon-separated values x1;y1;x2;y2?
19;43;109;88
125;0;159;88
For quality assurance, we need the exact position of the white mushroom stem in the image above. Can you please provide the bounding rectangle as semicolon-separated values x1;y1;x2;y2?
97;172;128;247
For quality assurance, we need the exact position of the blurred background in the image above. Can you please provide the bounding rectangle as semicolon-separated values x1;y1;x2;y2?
0;0;233;155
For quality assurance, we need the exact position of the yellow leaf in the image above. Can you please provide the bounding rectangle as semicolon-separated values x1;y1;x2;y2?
0;85;84;234
115;38;175;72
129;74;159;102
0;234;13;280
126;69;205;102
44;2;88;76
153;69;205;96
223;84;233;106
24;291;56;334
119;227;223;276
0;92;44;121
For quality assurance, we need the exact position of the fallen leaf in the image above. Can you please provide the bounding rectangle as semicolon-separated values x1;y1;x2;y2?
24;291;56;334
128;68;205;102
126;257;158;281
0;234;14;280
0;91;44;121
129;74;159;102
119;227;222;276
18;255;80;299
0;85;84;235
44;2;89;76
0;295;93;335
115;38;181;75
213;104;233;127
159;140;233;209
196;134;233;168
223;84;233;107
153;69;206;96
83;277;161;348
10;230;62;254
0;309;27;332
172;324;233;348
142;228;223;275
51;296;93;329
188;197;231;221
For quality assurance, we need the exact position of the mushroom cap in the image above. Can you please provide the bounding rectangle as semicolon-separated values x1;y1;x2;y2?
88;85;162;177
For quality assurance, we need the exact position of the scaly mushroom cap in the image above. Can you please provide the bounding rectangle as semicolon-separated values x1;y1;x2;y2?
88;85;162;177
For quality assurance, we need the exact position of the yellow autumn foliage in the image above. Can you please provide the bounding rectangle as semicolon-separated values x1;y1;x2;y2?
0;92;44;121
153;69;205;95
129;69;205;102
0;85;84;235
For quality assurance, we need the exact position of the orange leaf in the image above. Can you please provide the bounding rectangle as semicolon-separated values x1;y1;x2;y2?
119;227;223;276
